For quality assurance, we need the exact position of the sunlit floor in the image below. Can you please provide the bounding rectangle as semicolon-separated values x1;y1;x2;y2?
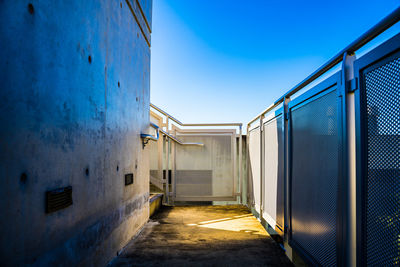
109;205;293;266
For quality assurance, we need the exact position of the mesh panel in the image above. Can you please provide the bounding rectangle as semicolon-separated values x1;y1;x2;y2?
175;134;234;198
263;115;284;229
364;57;400;266
291;90;338;266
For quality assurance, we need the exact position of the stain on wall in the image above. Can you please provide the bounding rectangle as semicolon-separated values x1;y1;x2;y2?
0;0;152;265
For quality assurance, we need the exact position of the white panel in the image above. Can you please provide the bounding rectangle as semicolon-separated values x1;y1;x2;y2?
263;118;279;228
249;127;261;213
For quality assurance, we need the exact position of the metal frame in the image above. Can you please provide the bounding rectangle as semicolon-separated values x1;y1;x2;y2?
354;32;400;267
339;51;356;267
287;72;344;266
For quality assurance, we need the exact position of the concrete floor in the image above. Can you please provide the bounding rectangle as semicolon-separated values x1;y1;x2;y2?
109;205;293;266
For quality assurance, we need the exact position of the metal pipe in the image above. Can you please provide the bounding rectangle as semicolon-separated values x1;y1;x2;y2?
238;125;243;203
259;115;264;221
151;103;184;126
248;6;400;127
166;136;170;204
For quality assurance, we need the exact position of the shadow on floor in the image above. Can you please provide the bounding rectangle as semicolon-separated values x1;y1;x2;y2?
109;205;293;267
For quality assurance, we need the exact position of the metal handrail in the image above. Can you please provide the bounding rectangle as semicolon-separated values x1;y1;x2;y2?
159;129;204;146
248;6;400;126
141;122;203;146
151;103;242;127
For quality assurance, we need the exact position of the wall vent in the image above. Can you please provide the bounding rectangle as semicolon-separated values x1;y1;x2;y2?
125;173;134;186
46;186;72;213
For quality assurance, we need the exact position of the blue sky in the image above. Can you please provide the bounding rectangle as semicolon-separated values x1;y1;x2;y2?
150;0;399;125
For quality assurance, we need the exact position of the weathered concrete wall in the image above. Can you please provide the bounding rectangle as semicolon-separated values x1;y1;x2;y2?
0;0;152;265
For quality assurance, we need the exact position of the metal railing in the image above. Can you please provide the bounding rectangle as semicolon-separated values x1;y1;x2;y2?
246;6;400;267
158;128;204;146
248;6;400;127
151;103;243;128
149;103;244;205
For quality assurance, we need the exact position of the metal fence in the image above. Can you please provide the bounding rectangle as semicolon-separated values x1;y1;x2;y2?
148;104;243;204
247;7;400;266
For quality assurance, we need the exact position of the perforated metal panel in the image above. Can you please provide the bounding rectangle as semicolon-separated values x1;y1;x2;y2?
290;89;338;266
175;132;235;200
263;115;284;230
176;170;213;196
363;56;400;266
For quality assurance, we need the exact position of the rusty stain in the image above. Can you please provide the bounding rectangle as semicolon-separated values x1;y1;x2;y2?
88;55;92;64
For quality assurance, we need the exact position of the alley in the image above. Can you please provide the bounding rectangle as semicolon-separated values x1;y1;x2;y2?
109;205;293;266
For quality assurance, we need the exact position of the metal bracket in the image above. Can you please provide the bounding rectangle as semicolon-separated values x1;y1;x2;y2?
140;123;160;148
284;111;290;121
347;78;358;92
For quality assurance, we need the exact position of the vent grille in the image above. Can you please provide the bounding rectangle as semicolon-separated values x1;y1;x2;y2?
125;173;134;186
46;186;72;213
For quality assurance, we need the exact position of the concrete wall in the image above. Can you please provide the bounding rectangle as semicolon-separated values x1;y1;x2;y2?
0;0;152;265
